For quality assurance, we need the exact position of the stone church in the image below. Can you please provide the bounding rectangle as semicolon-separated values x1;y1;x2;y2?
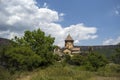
54;34;120;56
63;34;80;54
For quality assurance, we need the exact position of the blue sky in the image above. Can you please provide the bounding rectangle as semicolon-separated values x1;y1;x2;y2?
36;0;120;45
0;0;120;46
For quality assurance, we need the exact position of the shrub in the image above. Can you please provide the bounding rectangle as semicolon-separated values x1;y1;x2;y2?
97;63;120;77
70;55;85;65
85;53;108;71
0;66;11;80
4;46;42;71
111;48;120;64
53;54;61;61
64;54;71;63
104;63;120;73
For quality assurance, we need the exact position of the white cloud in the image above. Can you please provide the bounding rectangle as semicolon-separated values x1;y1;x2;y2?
39;23;97;46
0;0;98;47
74;40;79;44
43;2;48;8
7;15;21;25
103;36;120;45
113;5;120;16
59;13;64;16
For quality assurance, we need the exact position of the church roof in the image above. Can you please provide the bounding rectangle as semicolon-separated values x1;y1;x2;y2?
65;34;73;41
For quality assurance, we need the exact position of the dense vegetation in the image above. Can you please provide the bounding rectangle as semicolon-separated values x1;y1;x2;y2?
0;29;120;80
64;52;108;71
0;29;55;71
111;48;120;64
14;63;120;80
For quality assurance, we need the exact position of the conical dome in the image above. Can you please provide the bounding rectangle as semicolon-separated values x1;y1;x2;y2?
65;34;73;41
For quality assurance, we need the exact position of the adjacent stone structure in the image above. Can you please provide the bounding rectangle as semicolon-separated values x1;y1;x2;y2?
63;34;80;54
54;34;120;56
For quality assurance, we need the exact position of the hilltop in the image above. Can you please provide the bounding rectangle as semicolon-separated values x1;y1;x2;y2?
0;38;11;46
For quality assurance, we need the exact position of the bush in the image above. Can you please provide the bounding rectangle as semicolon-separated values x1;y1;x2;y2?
97;63;120;77
85;53;108;71
39;52;55;66
64;52;108;71
111;48;120;64
53;54;61;61
64;54;71;63
104;63;120;73
70;55;85;65
4;46;42;71
0;66;11;80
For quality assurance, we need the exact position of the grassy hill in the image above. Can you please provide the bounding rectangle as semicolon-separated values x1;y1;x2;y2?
16;63;120;80
0;38;120;80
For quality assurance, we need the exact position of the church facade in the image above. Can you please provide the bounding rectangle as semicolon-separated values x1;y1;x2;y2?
54;34;120;56
63;34;80;54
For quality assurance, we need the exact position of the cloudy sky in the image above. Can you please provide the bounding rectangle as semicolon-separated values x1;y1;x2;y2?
0;0;120;47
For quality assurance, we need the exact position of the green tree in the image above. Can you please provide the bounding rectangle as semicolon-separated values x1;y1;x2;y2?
0;66;11;80
12;29;55;65
4;46;42;71
13;29;55;54
111;48;120;64
85;53;108;71
0;29;55;71
70;55;85;65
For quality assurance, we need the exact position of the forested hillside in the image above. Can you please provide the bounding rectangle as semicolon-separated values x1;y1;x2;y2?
0;38;11;46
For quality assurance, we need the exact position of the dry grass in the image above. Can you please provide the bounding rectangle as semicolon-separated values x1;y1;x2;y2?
89;76;120;80
16;63;120;80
